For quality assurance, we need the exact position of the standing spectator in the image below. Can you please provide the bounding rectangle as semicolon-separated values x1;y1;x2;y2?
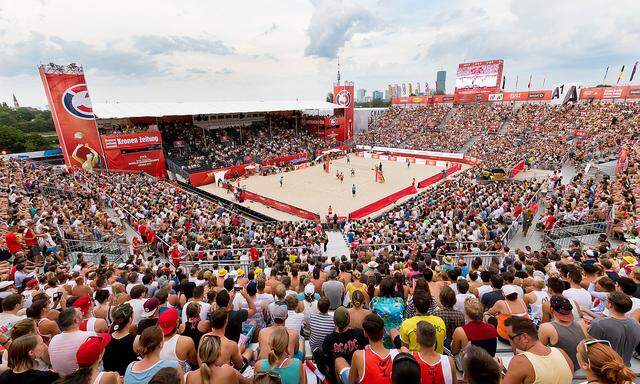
0;294;26;333
371;277;405;347
400;290;446;353
185;334;250;384
158;308;197;373
461;345;500;384
451;298;497;356
432;286;465;350
391;353;421;384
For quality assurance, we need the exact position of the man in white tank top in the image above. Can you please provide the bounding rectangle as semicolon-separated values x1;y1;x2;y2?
502;317;573;384
524;277;549;323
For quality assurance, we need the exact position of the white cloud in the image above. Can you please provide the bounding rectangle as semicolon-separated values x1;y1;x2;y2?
1;0;639;106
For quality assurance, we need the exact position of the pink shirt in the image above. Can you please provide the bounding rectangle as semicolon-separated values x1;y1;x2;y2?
49;330;96;377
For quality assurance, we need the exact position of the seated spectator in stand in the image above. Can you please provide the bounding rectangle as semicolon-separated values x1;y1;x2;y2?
320;306;368;381
575;339;637;384
185;334;251;384
538;296;586;371
461;345;501;384
125;325;184;384
451;298;497;356
400;289;446;353
0;334;58;383
587;290;640;366
502;317;573;384
255;327;305;384
48;307;96;377
411;321;457;384
59;333;119;384
391;353;421;384
348;314;399;384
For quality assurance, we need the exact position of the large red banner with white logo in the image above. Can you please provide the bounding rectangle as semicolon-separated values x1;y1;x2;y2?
39;66;105;170
333;84;355;142
101;132;167;178
580;86;640;100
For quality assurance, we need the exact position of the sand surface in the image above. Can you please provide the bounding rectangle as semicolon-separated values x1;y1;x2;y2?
199;156;447;220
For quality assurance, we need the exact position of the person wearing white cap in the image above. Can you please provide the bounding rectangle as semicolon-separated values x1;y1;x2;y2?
485;284;530;343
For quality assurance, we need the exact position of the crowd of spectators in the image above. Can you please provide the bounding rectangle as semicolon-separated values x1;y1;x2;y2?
162;117;331;173
357;104;511;153
344;169;543;253
1;101;640;384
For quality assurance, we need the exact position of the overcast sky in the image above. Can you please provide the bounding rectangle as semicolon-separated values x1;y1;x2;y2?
1;0;639;107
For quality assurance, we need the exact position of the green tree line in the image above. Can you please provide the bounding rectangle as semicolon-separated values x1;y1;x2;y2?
0;102;58;153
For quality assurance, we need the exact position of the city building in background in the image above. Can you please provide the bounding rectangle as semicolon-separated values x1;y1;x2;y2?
372;90;383;100
356;89;366;103
436;71;446;94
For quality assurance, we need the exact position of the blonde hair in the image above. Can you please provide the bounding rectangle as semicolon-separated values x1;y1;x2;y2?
268;327;289;366
577;340;636;384
198;335;222;384
464;298;484;321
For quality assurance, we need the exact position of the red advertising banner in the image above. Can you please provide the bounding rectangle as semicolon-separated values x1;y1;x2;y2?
580;86;640;100
239;190;319;221
333;84;355;141
39;65;105;170
349;185;418;220
101;132;167;178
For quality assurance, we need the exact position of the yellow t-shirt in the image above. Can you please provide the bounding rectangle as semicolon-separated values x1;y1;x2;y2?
346;282;367;300
399;315;446;353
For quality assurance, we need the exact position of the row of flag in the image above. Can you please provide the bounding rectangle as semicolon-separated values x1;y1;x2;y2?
603;62;638;85
387;82;431;97
500;75;546;90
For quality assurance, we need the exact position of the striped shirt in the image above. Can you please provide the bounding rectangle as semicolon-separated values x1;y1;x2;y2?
309;312;335;352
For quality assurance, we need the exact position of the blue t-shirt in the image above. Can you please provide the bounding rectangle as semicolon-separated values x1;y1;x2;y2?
124;360;179;384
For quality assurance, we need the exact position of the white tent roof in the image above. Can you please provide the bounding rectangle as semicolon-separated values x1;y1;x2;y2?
92;100;342;119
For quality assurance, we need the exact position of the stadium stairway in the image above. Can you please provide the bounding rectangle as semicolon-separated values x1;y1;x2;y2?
325;230;351;261
435;105;458;131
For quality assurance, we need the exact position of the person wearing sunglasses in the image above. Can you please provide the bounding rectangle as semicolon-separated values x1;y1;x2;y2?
576;339;636;384
502;317;573;384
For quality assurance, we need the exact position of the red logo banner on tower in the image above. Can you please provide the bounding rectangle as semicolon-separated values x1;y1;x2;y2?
39;67;104;170
333;84;355;142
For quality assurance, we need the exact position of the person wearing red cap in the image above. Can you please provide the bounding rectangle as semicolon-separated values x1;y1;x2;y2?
60;333;119;384
157;308;196;373
73;296;109;334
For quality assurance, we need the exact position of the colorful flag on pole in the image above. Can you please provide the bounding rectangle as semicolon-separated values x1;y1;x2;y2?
616;65;625;84
502;76;506;89
408;82;413;95
602;66;609;84
12;94;19;108
630;62;638;82
527;75;532;89
515;76;519;90
402;83;406;95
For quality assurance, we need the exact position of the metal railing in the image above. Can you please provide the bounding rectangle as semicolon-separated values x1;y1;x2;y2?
352;242;500;267
62;238;131;264
180;259;257;275
542;221;611;249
